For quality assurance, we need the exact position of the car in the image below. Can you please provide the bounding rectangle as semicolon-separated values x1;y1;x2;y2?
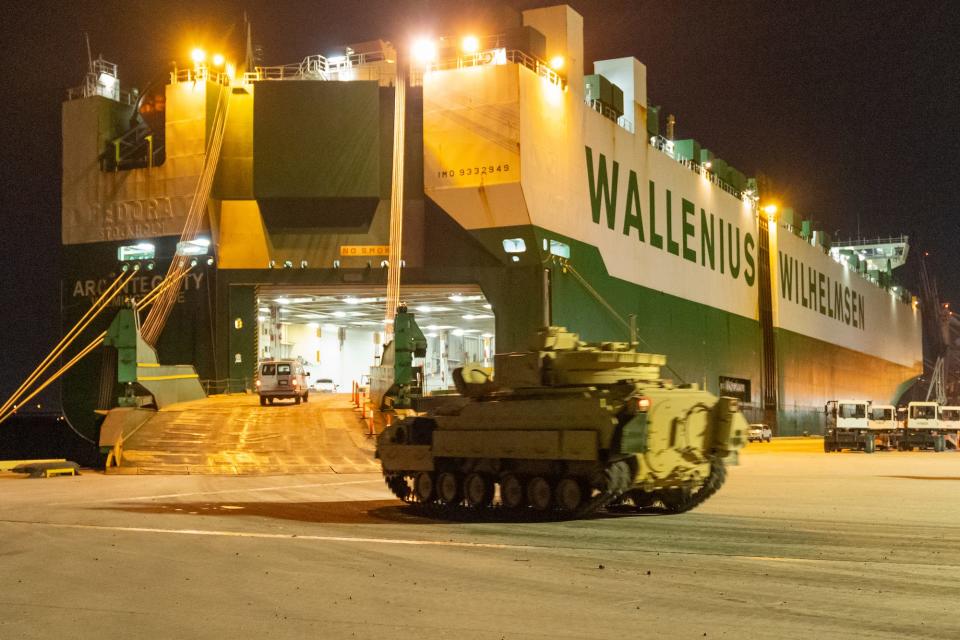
747;423;772;442
314;378;337;393
256;360;309;406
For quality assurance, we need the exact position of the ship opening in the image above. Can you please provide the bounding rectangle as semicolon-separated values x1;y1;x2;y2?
254;285;495;394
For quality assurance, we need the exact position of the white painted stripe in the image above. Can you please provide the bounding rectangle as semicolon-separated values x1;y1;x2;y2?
0;520;536;550
3;519;958;570
47;478;384;506
2;519;956;569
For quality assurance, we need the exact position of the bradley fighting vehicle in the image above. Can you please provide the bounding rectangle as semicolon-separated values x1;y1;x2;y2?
377;327;747;518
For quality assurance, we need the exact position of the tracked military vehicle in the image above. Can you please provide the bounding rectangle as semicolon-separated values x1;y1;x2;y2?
377;327;747;519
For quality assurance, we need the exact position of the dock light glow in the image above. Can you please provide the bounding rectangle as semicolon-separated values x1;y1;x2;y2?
212;53;225;67
462;35;479;53
550;55;565;70
191;48;206;64
412;38;437;63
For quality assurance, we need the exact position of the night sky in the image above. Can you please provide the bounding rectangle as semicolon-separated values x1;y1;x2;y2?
1;0;958;402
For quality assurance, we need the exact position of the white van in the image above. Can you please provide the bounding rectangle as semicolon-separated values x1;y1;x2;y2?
256;360;309;406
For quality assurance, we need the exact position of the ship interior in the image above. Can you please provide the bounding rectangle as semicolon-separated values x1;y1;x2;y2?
254;285;495;393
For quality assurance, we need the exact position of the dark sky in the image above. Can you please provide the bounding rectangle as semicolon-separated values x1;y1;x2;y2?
1;0;958;401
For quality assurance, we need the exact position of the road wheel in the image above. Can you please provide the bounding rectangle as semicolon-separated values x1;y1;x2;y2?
268;397;274;405
659;487;693;512
295;395;302;405
437;472;461;505
259;396;266;407
555;477;584;512
625;489;656;510
527;476;552;511
864;438;876;454
499;474;524;509
823;440;833;453
303;392;309;404
463;473;494;508
935;436;945;452
413;472;435;502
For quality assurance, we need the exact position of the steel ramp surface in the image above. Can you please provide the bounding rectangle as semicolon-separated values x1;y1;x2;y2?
111;393;378;475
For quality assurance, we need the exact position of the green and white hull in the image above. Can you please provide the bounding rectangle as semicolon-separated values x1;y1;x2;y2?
58;4;921;442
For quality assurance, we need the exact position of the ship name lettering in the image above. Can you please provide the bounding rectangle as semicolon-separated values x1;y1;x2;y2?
98;197;175;225
585;146;756;286
71;272;204;301
777;252;864;330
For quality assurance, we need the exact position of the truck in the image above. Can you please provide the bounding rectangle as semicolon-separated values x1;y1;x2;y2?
867;404;900;450
939;405;960;450
824;400;877;452
898;401;945;451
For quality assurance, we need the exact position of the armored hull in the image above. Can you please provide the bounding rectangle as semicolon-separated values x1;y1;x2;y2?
377;328;747;518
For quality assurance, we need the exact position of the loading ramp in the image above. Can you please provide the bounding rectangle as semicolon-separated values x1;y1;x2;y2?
105;393;378;475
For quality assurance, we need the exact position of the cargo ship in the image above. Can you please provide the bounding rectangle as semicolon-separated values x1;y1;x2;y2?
57;3;921;447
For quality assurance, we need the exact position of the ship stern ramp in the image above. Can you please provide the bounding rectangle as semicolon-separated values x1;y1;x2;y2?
103;394;378;475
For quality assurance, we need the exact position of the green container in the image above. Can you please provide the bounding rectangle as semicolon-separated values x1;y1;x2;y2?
672;139;701;163
779;207;796;227
584;74;612;106
646;105;660;137
610;84;624;117
725;167;747;192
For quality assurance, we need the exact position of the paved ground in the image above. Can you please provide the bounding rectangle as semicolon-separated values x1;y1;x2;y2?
2;437;959;638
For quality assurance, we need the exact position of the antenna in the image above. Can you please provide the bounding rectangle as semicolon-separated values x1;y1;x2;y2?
244;12;254;72
84;32;93;72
